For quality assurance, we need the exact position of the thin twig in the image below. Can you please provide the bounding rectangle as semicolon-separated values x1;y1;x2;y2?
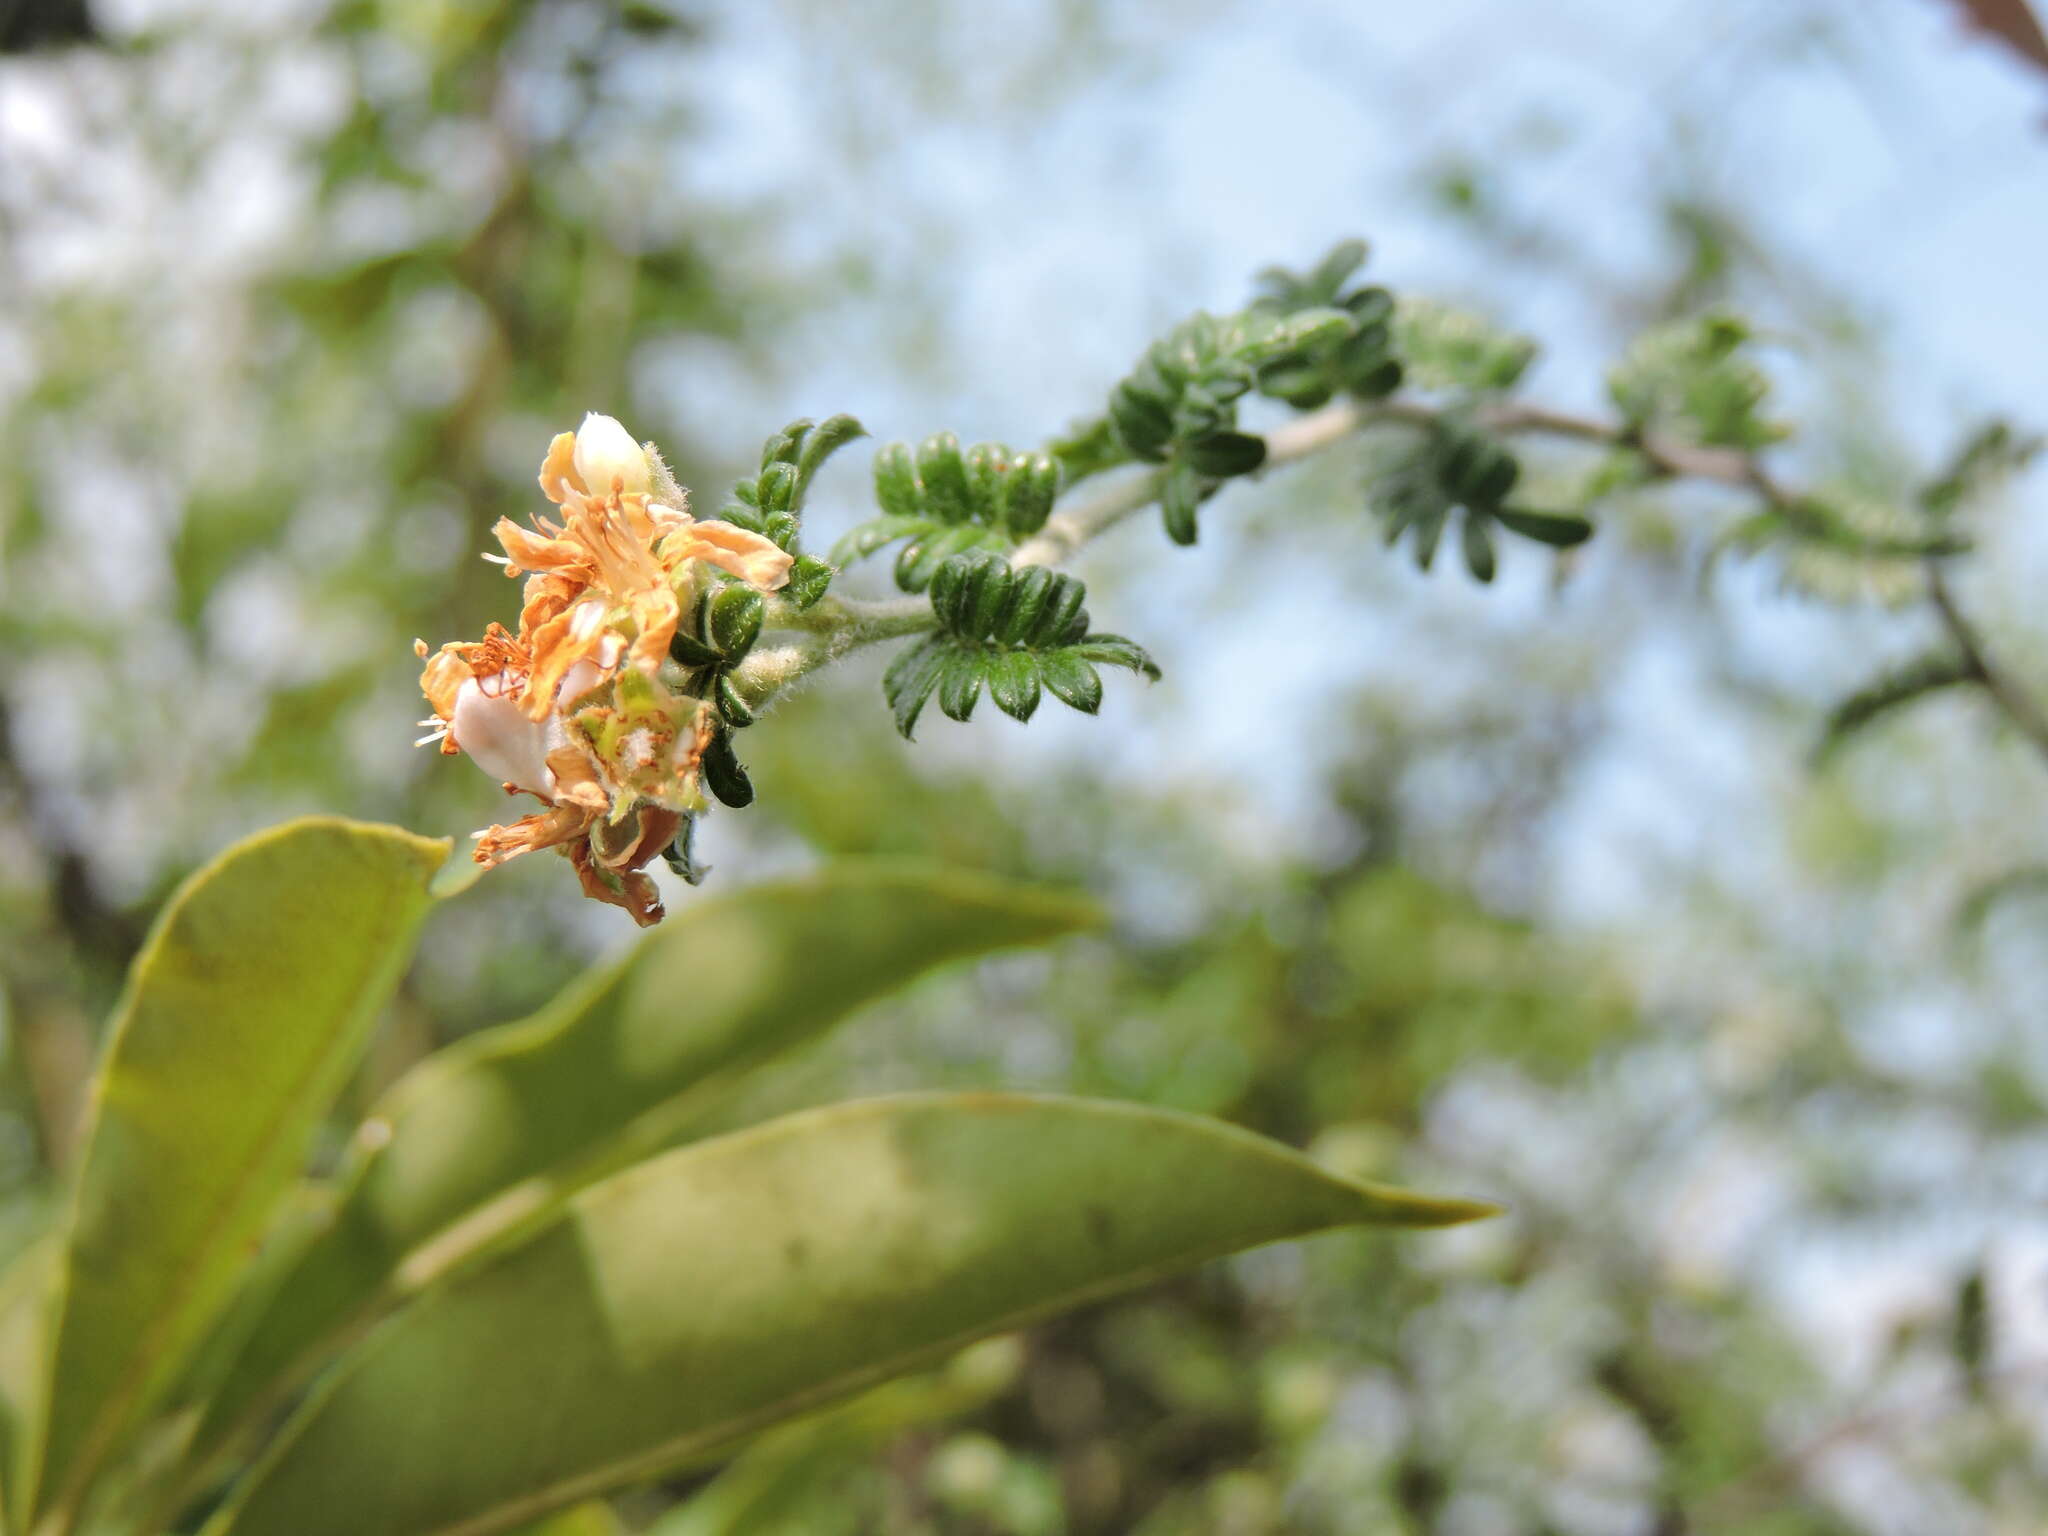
736;390;2048;774
1478;402;1761;488
1925;559;2048;768
732;401;1376;702
1010;398;1371;567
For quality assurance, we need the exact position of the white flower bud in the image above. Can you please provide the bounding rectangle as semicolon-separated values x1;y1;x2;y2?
572;412;653;496
452;672;555;796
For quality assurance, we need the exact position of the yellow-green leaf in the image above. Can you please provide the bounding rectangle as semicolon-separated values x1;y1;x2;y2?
0;1239;54;1535
185;866;1098;1487
28;818;447;1528
504;1501;625;1536
212;1093;1493;1536
646;1338;1023;1536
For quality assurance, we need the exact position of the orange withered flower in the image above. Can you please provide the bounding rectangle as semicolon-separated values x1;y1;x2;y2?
415;413;792;925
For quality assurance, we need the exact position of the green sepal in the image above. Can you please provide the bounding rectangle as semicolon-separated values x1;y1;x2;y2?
708;585;766;660
784;553;834;609
715;674;756;729
701;728;754;808
667;627;724;668
659;811;712;886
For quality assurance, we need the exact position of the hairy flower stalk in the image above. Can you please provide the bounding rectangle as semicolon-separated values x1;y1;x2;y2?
416;413;791;925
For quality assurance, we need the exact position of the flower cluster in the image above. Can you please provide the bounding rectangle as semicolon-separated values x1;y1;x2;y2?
416;414;792;925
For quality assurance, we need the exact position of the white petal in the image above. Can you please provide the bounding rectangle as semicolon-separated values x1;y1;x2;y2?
558;658;605;705
572;412;652;496
452;672;555;795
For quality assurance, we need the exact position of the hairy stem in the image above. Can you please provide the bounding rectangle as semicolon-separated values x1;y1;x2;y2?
729;596;938;705
735;391;2047;768
767;592;937;641
729;402;1380;704
1010;399;1373;567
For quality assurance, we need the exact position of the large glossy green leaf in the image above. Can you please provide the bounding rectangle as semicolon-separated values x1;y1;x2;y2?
186;867;1099;1486
646;1338;1023;1536
0;1239;53;1535
211;1093;1494;1536
505;1503;625;1536
27;818;448;1529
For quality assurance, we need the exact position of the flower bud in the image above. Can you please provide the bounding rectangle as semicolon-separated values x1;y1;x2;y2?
572;412;653;496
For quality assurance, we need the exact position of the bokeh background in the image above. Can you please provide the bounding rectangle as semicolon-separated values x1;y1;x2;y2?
5;1;2048;1531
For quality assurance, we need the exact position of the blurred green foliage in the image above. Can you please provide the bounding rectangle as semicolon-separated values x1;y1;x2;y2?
3;1;2047;1534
